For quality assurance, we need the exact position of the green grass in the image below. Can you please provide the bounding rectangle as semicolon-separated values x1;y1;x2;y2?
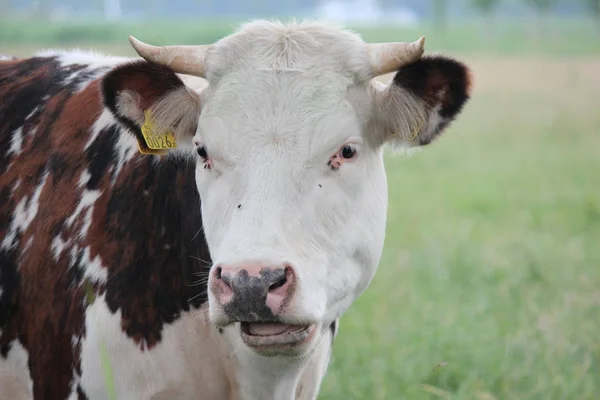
1;17;600;57
320;58;600;399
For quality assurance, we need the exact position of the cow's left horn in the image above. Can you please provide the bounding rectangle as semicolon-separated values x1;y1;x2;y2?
128;36;212;77
367;37;426;77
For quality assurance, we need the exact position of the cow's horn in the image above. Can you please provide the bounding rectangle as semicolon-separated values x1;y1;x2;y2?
128;36;211;77
367;37;426;77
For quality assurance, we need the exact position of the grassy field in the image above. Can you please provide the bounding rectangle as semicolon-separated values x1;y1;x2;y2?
2;19;599;400
322;57;600;399
1;17;600;57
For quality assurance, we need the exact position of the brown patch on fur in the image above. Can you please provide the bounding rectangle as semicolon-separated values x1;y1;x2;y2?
1;56;209;396
0;57;104;398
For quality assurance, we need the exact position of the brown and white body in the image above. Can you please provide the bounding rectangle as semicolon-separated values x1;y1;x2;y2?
0;20;471;399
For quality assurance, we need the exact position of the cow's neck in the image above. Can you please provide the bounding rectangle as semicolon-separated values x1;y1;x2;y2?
218;325;332;400
228;341;306;400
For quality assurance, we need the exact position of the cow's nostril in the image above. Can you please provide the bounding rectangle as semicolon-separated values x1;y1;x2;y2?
268;275;287;292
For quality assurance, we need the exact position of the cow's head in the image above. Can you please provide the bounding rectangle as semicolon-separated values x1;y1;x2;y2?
102;20;471;357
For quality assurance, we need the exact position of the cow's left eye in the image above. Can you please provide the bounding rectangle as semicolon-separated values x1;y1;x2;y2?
340;145;356;159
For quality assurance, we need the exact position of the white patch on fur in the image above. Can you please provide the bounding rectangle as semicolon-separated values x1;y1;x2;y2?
80;247;108;284
74;68;108;93
79;193;100;239
25;106;40;121
45;50;130;92
63;69;85;86
22;237;34;254
8;127;23;156
0;339;33;400
78;170;91;188
79;299;224;399
1;172;48;250
424;104;446;136
51;234;69;261
65;189;102;240
36;49;133;68
67;335;83;400
115;90;144;125
84;109;115;151
69;244;80;269
66;382;78;400
11;179;21;194
34;50;131;92
72;335;81;348
84;109;138;183
112;128;138;182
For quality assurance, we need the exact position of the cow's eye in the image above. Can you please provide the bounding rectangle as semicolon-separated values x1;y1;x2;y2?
329;143;359;170
340;145;356;159
197;146;208;160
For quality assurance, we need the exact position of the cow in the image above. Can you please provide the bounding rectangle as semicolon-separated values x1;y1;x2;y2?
0;19;471;400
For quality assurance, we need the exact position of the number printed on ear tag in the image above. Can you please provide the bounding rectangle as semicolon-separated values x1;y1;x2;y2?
141;109;177;151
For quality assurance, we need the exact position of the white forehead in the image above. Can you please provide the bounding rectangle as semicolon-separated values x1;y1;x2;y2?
204;20;372;82
197;21;374;156
197;79;362;167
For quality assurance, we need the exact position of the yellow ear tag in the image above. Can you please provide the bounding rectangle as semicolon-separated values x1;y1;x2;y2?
138;109;177;155
390;118;426;141
409;118;426;141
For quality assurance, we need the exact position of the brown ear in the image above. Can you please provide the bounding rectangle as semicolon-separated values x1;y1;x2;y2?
101;60;201;153
377;55;472;147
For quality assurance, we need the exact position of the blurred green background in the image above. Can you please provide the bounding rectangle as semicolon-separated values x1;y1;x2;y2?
1;0;599;399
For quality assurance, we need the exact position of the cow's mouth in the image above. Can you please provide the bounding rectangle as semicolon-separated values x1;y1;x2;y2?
240;322;316;349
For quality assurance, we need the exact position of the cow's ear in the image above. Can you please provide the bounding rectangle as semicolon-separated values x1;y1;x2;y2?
101;60;201;154
374;55;472;148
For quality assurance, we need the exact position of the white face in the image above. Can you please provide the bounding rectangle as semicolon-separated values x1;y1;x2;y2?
197;70;388;333
107;20;470;357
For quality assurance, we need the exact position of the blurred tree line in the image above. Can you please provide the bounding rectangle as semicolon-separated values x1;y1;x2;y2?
0;0;598;25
